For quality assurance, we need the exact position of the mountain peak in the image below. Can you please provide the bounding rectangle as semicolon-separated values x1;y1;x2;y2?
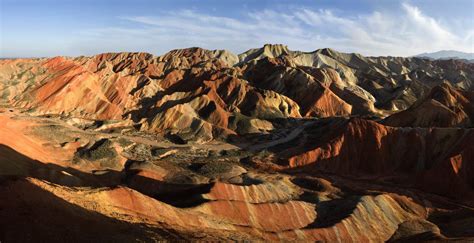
238;44;290;64
262;43;289;51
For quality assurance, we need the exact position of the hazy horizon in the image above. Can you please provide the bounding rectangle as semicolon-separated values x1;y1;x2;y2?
1;44;474;60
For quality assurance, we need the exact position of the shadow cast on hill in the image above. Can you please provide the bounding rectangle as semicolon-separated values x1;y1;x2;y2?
1;144;215;208
304;196;362;229
0;144;218;241
0;177;181;242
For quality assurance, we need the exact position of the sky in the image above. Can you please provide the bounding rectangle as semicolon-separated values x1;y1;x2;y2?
1;0;473;57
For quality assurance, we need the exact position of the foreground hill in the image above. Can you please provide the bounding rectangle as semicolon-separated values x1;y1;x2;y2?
0;45;473;241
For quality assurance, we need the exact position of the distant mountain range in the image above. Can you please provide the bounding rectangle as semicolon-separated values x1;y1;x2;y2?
415;50;474;61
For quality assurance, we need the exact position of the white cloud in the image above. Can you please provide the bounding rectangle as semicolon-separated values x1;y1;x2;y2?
76;3;473;57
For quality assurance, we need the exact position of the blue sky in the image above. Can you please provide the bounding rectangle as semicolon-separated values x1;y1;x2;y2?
1;0;473;57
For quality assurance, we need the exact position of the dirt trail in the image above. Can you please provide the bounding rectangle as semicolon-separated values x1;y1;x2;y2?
250;121;316;151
